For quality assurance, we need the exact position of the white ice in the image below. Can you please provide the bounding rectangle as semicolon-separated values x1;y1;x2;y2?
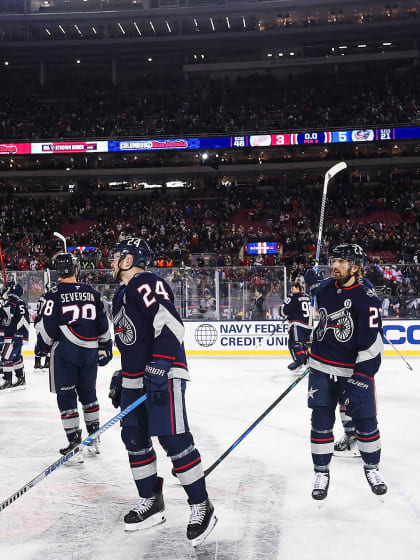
0;354;419;560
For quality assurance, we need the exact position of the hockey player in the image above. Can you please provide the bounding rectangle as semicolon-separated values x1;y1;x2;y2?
0;281;29;390
279;282;311;371
304;244;387;500
109;237;217;547
34;280;55;371
35;253;112;457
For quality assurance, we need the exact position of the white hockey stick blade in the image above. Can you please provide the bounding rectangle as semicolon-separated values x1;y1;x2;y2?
325;161;347;182
53;231;67;253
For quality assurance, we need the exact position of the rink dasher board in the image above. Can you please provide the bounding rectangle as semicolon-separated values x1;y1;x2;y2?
22;321;420;357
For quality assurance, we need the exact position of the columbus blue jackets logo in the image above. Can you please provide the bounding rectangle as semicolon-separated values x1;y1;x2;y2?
114;306;137;346
316;307;354;343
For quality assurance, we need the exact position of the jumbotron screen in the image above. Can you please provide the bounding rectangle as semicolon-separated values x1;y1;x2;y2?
247;242;277;255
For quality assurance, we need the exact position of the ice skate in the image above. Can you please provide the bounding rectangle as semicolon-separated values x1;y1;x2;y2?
124;478;166;532
187;499;218;547
34;358;43;372
42;357;50;370
312;471;330;501
0;379;13;390
59;430;84;464
86;422;100;455
334;432;360;458
288;361;300;371
11;376;26;390
364;467;387;497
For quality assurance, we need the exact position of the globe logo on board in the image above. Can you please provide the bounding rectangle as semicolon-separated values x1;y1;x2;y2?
195;324;218;347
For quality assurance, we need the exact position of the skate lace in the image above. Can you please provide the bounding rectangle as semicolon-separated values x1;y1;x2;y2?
133;496;155;514
313;472;329;490
189;502;206;525
365;469;385;486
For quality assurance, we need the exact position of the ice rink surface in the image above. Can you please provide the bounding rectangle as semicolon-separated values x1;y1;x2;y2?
0;354;419;560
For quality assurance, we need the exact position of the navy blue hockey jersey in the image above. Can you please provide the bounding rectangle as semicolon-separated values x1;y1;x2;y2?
0;294;29;344
36;282;110;352
309;278;383;378
112;271;189;390
280;292;312;329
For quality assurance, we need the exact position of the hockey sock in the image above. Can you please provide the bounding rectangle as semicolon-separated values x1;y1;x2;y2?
159;433;208;504
82;400;100;428
121;426;157;498
311;408;335;469
14;366;24;379
353;417;381;467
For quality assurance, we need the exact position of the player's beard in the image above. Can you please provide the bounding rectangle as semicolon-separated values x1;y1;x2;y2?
334;267;353;287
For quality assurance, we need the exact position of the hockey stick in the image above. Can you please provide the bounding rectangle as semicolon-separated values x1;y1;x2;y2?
53;231;67;253
0;393;148;512
314;161;347;272
0;243;7;287
383;332;413;371
203;367;310;477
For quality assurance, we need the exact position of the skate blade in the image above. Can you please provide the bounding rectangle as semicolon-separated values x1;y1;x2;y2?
124;513;166;532
87;445;100;455
333;449;361;458
10;385;27;392
190;514;218;548
64;451;84;465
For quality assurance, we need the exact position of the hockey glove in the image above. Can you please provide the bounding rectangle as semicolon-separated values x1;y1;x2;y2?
98;339;113;367
108;370;122;408
144;358;172;402
344;373;373;416
304;269;324;297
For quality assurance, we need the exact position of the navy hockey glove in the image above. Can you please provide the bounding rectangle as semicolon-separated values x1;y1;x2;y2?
144;359;172;402
304;269;324;296
344;373;373;416
108;370;122;408
98;339;113;367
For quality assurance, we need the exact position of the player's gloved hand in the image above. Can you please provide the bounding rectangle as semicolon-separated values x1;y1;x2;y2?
344;373;373;416
108;370;122;408
304;269;324;297
98;339;113;367
144;358;172;402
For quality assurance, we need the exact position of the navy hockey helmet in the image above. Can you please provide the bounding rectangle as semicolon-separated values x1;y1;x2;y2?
113;238;153;269
55;253;78;278
330;244;369;267
9;281;23;298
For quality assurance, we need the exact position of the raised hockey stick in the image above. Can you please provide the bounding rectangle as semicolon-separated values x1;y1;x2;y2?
383;332;413;371
314;161;348;272
0;393;148;512
0;243;7;287
53;231;67;253
203;367;310;477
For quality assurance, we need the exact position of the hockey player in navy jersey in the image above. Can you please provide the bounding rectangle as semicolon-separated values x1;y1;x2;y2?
109;237;217;547
35;253;112;458
279;282;311;372
34;280;55;372
304;244;387;500
0;281;29;390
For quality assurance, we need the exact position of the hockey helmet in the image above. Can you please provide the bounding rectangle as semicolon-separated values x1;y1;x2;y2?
113;238;153;269
9;281;23;298
330;244;369;267
55;253;78;278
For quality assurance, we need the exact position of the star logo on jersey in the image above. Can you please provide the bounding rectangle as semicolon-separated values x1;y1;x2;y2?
308;386;319;399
